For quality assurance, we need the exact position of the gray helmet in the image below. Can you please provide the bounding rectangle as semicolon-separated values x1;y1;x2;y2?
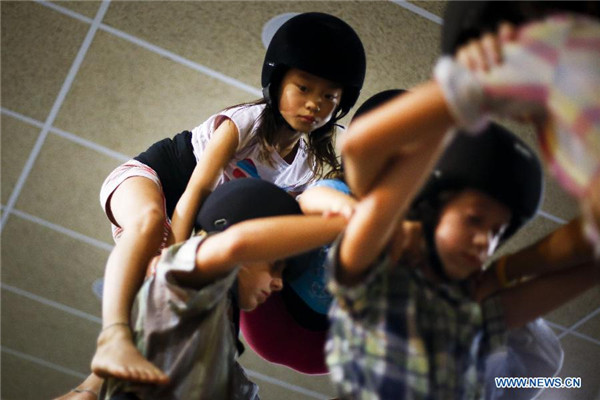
261;12;366;121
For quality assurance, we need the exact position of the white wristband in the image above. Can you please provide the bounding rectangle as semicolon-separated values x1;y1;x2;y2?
434;57;489;135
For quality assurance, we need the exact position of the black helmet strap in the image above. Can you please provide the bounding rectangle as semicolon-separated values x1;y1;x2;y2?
422;217;452;283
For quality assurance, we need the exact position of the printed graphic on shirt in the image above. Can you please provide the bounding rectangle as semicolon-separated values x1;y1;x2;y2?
232;159;260;179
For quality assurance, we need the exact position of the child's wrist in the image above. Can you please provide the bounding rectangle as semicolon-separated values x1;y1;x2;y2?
434;57;489;135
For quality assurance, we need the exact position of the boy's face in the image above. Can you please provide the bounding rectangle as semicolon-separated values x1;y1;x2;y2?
435;189;511;280
237;260;285;311
278;68;343;133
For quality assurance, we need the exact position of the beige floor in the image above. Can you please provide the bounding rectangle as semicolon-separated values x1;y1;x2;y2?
1;1;599;399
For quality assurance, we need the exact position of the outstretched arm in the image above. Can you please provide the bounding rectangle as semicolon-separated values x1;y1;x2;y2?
499;261;599;329
172;214;347;287
170;119;239;243
474;217;596;301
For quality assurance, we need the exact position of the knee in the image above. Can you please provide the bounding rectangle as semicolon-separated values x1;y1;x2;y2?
121;205;166;238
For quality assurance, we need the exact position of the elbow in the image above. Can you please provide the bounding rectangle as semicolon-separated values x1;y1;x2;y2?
341;128;367;165
220;227;252;262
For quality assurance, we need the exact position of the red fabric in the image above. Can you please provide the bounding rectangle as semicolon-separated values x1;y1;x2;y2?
240;292;328;375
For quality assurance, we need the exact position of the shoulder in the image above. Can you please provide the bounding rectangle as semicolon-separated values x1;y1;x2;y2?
217;103;266;140
309;179;351;195
220;103;265;125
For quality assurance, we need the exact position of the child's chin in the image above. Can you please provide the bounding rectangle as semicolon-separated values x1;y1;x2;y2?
239;302;258;312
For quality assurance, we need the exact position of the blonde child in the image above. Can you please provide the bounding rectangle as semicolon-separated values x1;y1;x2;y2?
94;12;366;384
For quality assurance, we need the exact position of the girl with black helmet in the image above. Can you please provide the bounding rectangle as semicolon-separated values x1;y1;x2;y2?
93;12;365;385
327;122;599;399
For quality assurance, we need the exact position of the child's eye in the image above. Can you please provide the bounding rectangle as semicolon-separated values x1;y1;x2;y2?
272;260;286;275
297;85;308;92
466;214;484;227
325;93;339;101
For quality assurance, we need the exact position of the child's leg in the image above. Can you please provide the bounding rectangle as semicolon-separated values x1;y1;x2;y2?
91;176;169;384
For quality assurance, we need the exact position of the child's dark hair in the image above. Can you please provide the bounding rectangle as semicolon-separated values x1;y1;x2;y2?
442;1;600;54
225;98;341;179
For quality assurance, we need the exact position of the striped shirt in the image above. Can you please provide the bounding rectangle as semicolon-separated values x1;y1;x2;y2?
325;238;506;400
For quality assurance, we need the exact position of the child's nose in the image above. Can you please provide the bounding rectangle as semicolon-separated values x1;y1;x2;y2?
473;230;490;248
306;97;321;112
270;278;283;291
474;230;496;255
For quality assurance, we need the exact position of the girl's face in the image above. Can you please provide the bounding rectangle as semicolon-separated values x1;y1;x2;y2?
435;189;512;280
278;68;343;133
237;260;285;311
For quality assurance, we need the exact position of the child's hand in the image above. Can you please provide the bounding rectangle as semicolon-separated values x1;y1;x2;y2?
455;22;517;72
323;201;356;220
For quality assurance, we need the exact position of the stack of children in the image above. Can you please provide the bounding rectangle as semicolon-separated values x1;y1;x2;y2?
59;2;600;399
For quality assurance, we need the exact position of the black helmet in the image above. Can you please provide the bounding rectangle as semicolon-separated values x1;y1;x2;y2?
408;123;544;241
261;12;366;120
351;89;408;122
195;178;301;232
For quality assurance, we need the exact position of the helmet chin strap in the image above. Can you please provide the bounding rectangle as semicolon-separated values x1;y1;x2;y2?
228;277;245;355
422;219;452;283
262;84;297;133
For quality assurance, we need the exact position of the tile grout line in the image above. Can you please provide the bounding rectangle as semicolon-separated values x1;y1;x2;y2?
1;283;102;324
0;0;111;232
245;369;330;400
1;107;130;162
3;279;600;395
558;306;600;340
99;23;263;98
537;210;567;225
566;330;600;347
8;207;114;252
1;341;329;399
389;0;443;25
36;0;262;98
1;346;88;379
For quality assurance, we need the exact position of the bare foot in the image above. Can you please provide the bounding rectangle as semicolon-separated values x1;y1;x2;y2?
53;373;103;400
91;324;169;384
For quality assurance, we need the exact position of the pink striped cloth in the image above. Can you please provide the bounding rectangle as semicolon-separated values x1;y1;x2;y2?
99;159;171;251
435;13;600;252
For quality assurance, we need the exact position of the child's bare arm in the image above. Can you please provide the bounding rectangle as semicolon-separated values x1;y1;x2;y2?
473;217;595;301
339;136;444;282
342;80;454;198
170;119;239;243
502;218;594;280
499;262;599;329
172;215;347;287
298;185;357;218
